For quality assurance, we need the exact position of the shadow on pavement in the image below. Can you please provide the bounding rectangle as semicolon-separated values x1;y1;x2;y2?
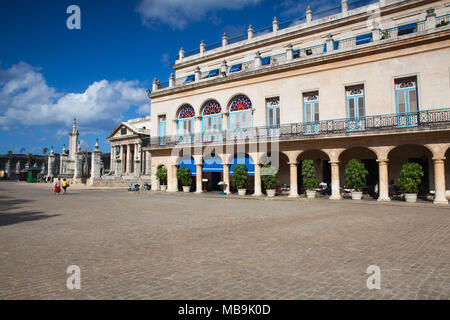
0;196;59;227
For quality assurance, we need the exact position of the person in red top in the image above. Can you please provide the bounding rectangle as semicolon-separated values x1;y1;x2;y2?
54;178;61;195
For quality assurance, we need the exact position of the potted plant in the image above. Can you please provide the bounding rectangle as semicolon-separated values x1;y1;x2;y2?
156;167;167;191
261;164;277;197
176;167;193;193
344;159;368;200
398;162;424;203
232;164;248;195
302;160;319;198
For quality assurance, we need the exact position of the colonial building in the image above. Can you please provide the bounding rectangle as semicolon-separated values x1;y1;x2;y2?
104;116;151;185
147;0;450;203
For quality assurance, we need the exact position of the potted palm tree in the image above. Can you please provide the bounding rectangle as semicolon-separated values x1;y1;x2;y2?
176;167;193;192
156;167;167;191
261;164;277;197
345;159;368;200
232;164;248;195
398;162;424;203
302;160;319;198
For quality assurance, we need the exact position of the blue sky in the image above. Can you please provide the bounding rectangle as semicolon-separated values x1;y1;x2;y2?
0;0;347;154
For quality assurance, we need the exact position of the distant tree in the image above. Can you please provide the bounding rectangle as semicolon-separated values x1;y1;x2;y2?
20;147;26;153
7;150;13;158
43;147;49;155
27;153;32;160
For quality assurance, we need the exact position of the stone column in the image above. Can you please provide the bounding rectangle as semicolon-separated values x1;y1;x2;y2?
167;164;178;192
126;144;132;175
74;151;84;181
5;159;11;177
145;151;152;175
377;159;391;202
195;164;203;193
47;151;56;180
247;25;254;40
200;40;205;56
272;16;279;34
288;162;299;197
110;145;115;173
253;163;262;196
433;157;448;204
223;163;231;194
121;145;126;174
89;140;102;185
194;66;201;82
15;161;21;174
254;51;262;68
306;6;312;24
286;43;293;61
329;161;342;200
342;0;348;16
134;143;141;177
222;33;228;47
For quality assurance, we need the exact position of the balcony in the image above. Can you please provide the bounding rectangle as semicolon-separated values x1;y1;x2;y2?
152;12;450;94
147;108;450;149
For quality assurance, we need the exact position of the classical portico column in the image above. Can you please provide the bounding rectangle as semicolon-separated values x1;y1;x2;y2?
126;144;132;174
253;162;263;196
134;143;141;177
195;164;203;193
433;157;448;204
223;163;231;194
121;145;126;174
329;161;342;200
288;162;299;197
377;159;391;202
110;145;115;172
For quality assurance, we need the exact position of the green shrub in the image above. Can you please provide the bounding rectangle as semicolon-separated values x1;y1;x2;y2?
156;167;167;185
232;164;248;189
302;160;319;190
398;162;424;193
344;159;368;192
261;164;277;190
436;20;449;28
176;167;193;186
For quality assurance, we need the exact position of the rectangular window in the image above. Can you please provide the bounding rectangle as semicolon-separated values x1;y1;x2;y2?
207;69;219;78
395;76;419;127
303;92;319;134
120;128;127;135
356;33;372;45
184;75;195;83
158;115;166;145
346;85;366;131
261;57;270;66
397;22;417;36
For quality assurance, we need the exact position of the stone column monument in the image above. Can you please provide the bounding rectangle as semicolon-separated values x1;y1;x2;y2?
89;139;102;185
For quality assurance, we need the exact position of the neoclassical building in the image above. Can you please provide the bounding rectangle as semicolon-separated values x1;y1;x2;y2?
105;116;152;185
146;0;450;203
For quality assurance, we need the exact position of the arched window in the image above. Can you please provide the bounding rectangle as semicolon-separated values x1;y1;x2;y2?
202;100;222;142
177;104;195;144
228;95;253;134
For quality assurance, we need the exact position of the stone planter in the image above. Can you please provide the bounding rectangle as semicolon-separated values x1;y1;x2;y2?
351;191;363;200
160;185;167;191
405;193;417;203
266;189;276;197
238;188;246;196
306;190;316;199
182;186;190;193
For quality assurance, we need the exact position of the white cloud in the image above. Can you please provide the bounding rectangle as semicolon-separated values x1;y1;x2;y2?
136;0;262;29
0;62;149;131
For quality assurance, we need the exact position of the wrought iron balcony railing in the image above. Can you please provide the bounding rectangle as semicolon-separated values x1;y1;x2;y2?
148;108;450;148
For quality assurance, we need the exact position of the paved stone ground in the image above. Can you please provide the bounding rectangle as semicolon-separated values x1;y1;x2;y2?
0;181;448;300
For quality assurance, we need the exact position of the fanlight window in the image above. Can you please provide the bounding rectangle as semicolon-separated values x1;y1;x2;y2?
202;100;222;116
178;105;195;119
229;96;252;112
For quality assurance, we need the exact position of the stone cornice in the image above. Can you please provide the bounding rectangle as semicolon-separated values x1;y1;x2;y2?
149;26;450;99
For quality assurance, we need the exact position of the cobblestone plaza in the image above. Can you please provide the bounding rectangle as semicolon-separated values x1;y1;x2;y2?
0;182;448;299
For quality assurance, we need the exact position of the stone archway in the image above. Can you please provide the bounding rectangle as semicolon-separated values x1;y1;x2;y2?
297;150;331;196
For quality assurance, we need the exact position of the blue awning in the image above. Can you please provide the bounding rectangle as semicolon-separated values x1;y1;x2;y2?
261;57;270;66
230;153;255;176
207;69;219;77
356;33;372;45
229;64;242;73
203;154;223;172
184;75;195;83
334;41;339;50
398;22;416;31
179;156;196;176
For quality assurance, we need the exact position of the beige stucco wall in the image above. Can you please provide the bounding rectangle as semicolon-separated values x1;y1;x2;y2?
151;43;450;137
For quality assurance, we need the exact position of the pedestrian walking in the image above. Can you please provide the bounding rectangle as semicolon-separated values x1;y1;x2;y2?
62;178;69;195
54;178;61;195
